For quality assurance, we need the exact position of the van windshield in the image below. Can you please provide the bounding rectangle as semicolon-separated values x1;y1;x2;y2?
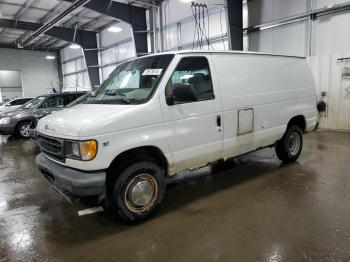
87;54;174;105
66;92;92;108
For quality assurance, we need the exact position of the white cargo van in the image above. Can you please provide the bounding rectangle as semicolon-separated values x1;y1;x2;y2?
36;51;318;222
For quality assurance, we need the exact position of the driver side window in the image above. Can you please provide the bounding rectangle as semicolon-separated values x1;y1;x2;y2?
167;57;214;104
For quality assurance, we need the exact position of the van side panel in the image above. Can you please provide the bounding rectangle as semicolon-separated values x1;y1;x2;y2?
211;54;317;159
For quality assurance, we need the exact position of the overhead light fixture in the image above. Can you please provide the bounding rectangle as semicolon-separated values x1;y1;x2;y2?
46;55;56;60
108;26;122;33
70;43;81;49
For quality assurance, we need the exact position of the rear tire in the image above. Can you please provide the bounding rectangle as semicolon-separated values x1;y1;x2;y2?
106;160;166;223
16;121;32;138
275;125;303;162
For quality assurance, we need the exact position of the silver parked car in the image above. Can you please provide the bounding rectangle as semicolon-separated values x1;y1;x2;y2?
0;97;34;114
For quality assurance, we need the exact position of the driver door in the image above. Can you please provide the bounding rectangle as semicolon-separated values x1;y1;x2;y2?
160;55;223;172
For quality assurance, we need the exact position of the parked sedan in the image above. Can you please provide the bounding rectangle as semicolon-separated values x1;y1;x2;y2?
29;92;93;140
0;97;34;114
0;92;86;138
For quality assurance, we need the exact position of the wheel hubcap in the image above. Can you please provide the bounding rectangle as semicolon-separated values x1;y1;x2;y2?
125;173;158;213
288;132;300;156
20;124;31;137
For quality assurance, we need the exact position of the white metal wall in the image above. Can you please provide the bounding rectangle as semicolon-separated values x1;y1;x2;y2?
309;54;350;131
0;48;58;97
0;70;22;102
61;46;91;92
98;21;136;82
159;0;229;51
246;0;350;130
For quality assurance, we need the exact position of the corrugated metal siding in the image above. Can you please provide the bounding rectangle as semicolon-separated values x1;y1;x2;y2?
309;54;350;131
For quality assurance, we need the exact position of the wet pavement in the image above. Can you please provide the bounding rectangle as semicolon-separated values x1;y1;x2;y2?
0;131;350;262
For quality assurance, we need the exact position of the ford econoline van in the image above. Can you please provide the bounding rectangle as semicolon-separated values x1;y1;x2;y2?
36;51;318;222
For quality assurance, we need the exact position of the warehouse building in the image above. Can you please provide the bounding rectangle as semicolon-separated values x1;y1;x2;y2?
0;0;349;261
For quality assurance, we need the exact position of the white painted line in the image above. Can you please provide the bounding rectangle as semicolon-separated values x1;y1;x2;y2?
78;206;104;216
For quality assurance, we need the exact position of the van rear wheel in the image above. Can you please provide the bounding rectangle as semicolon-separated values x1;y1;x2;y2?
107;160;166;223
275;125;303;162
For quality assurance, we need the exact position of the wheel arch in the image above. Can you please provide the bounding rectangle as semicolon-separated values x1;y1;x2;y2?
106;146;169;188
287;115;306;133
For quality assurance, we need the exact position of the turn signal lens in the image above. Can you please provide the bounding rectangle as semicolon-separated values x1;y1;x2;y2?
80;140;97;161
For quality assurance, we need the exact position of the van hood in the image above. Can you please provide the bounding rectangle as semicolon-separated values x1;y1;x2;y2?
33;107;64;119
36;103;160;138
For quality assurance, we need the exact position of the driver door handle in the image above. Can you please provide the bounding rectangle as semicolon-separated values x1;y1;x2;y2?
216;115;221;127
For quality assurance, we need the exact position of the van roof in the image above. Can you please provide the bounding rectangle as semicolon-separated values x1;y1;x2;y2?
142;50;306;59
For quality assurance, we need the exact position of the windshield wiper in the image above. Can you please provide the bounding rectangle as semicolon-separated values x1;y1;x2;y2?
86;98;130;105
105;91;126;97
104;91;130;104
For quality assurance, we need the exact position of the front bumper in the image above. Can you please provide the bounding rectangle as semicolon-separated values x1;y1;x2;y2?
0;124;16;135
36;153;106;197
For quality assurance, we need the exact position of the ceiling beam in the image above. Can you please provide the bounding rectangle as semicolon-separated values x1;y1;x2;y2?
19;0;91;47
63;0;146;24
0;1;106;22
15;2;67;44
0;0;36;38
63;0;148;55
0;17;96;47
44;39;61;48
0;42;60;52
80;14;105;29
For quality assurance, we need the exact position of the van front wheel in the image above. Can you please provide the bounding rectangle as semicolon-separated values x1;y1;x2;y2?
107;160;166;223
275;125;303;162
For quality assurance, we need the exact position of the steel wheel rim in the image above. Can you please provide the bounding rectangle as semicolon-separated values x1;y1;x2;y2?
20;124;31;137
288;132;300;156
124;173;158;213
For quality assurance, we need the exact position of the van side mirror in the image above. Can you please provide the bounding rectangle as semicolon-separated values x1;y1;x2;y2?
167;83;197;105
166;94;175;105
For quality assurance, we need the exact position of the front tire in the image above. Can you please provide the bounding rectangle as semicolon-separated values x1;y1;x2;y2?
107;160;166;223
275;125;303;162
16;121;32;138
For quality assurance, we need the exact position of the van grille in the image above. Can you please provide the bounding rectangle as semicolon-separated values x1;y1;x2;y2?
38;133;65;162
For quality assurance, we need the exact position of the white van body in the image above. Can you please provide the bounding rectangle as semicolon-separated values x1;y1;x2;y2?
36;51;317;220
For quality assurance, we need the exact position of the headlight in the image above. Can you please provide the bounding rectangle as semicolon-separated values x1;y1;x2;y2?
72;143;80;157
0;117;11;125
65;140;97;161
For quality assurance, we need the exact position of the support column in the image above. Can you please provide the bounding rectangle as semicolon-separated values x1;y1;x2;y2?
56;51;64;91
133;26;148;56
225;0;243;51
74;30;101;89
84;49;100;90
